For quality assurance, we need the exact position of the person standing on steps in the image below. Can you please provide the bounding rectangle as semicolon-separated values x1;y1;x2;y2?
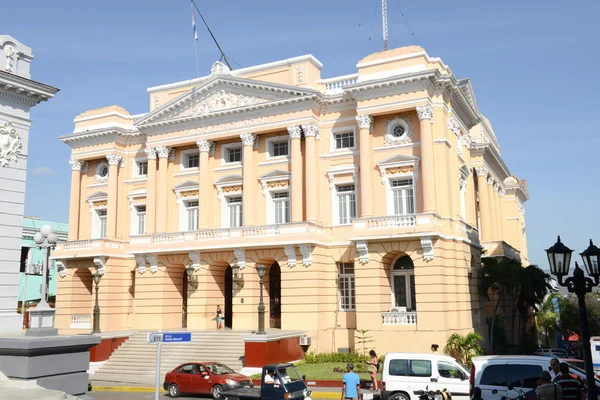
216;305;223;330
367;350;379;392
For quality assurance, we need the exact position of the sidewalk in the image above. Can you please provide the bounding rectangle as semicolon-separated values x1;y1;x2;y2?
90;381;379;399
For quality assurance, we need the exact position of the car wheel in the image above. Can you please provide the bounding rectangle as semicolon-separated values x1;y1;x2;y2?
212;384;224;399
168;383;181;398
391;392;410;400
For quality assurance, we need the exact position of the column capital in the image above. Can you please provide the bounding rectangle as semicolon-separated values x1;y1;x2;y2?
475;166;488;177
487;176;495;185
287;125;302;139
416;104;434;122
156;146;170;159
355;115;373;130
69;159;84;171
240;133;258;148
106;154;123;166
144;147;157;159
197;139;215;153
301;124;319;138
493;183;500;192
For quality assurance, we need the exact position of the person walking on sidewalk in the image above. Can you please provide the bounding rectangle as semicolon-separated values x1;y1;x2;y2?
367;350;379;391
341;363;361;400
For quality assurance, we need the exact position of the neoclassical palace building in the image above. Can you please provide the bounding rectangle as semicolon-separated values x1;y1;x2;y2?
53;46;529;353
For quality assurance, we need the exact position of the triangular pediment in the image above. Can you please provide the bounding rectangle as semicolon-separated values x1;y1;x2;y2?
87;191;108;201
214;174;243;186
377;154;419;167
136;76;318;128
258;169;290;181
173;180;199;191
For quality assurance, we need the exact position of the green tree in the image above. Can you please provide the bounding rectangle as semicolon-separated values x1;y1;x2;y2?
355;329;375;357
515;265;553;345
536;294;560;347
444;332;485;366
559;293;600;338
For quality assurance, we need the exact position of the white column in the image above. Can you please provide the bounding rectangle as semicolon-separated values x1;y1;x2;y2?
288;126;303;223
240;133;257;226
416;105;437;213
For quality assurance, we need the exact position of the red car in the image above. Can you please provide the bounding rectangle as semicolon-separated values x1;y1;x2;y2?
163;362;253;398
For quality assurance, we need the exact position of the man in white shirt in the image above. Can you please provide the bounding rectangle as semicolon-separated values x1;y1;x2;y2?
550;358;561;380
264;370;278;384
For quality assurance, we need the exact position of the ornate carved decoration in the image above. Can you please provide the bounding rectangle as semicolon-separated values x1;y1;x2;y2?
222;185;242;193
284;245;297;268
180;190;199;198
180;90;268;118
499;188;506;197
156;146;170;159
475;167;488;177
295;65;305;84
448;117;461;136
69;159;83;171
302;124;319;138
416;104;434;122
106;154;122;166
93;257;106;275
210;61;231;76
266;180;288;188
189;251;201;272
384;116;412;146
493;183;499;192
463;134;473;150
356;241;369;265
299;244;312;267
234;248;246;269
355;115;373;130
55;260;66;278
152;94;162;110
488;177;494;185
287;125;302;139
135;254;147;274
197;139;216;154
420;237;434;261
92;200;107;207
144;147;157;159
240;133;258;148
4;45;15;73
0;121;22;167
146;254;158;274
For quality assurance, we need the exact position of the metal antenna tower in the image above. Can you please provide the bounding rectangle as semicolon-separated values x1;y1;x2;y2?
382;0;388;51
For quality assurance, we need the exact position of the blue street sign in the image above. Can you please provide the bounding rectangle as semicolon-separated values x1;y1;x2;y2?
163;332;192;343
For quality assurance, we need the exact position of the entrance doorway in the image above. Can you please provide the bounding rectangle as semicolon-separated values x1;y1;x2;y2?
269;262;281;329
224;266;233;329
182;270;188;328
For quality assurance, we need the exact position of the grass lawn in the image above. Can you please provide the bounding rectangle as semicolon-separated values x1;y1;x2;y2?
251;363;382;381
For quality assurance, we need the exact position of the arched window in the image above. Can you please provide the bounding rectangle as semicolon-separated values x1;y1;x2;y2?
391;255;416;312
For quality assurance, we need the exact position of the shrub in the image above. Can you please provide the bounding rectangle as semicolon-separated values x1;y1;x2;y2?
304;352;368;364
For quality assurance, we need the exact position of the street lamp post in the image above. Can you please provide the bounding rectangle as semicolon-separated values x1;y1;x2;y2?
256;264;266;334
92;272;102;334
546;236;600;400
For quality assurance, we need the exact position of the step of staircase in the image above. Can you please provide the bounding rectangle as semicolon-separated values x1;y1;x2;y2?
92;330;248;385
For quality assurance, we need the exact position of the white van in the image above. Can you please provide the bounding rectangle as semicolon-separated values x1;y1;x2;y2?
381;353;470;400
470;356;600;400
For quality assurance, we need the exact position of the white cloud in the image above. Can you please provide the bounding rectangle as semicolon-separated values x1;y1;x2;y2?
32;167;57;176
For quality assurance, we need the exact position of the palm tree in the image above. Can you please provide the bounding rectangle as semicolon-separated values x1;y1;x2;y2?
516;265;553;345
479;258;522;351
444;332;485;366
536;295;559;347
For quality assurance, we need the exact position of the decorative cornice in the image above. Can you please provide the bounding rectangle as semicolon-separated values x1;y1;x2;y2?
355;115;373;130
416;104;434;122
287;125;302;139
0;69;59;107
301;124;319;138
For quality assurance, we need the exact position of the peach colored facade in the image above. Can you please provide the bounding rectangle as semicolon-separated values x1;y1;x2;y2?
53;46;529;354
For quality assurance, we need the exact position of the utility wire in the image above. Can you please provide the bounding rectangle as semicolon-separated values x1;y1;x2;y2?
191;0;233;70
394;0;419;45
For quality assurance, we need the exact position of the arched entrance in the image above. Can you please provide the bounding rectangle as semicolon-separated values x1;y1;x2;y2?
391;255;416;312
224;266;233;329
269;262;281;329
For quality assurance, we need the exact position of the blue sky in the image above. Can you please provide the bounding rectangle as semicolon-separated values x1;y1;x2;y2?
4;0;599;268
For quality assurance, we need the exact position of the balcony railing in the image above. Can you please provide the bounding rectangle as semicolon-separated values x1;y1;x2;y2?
70;314;91;329
242;225;279;237
319;74;358;95
56;238;126;251
382;311;417;325
364;215;417;229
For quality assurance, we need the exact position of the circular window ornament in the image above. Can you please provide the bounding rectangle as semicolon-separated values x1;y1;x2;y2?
385;118;412;146
95;161;109;183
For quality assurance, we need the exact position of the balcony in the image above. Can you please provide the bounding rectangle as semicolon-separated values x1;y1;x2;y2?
70;314;91;329
382;311;417;325
128;222;327;254
53;238;127;259
319;74;358;95
482;240;521;261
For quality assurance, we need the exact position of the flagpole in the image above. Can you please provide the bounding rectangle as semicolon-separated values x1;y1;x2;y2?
191;1;200;78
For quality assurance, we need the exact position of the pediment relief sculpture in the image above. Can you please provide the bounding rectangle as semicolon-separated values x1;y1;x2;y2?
177;90;272;118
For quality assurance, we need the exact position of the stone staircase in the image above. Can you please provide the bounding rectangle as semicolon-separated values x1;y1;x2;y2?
92;330;247;385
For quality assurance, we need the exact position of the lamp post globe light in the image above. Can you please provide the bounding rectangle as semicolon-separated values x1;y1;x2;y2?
26;225;59;336
546;236;599;400
256;264;267;335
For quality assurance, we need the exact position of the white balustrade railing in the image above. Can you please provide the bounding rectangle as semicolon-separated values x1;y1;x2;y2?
70;314;91;329
382;312;417;325
62;240;93;250
243;225;280;237
321;74;358;95
153;233;184;243
367;215;416;229
197;229;231;240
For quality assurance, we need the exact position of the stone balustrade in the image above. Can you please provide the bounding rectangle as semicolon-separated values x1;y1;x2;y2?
242;225;280;237
320;74;358;95
153;233;185;243
382;311;417;325
197;229;231;240
60;240;93;250
70;314;91;329
365;215;417;229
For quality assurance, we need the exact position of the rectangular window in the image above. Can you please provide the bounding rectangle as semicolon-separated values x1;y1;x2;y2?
98;209;107;238
273;192;290;224
391;179;414;215
228;197;242;227
186;201;198;231
136;205;146;235
20;247;29;273
136;161;148;176
334;132;355;149
338;263;355;311
337;184;356;224
271;141;289;157
186;154;200;169
227;148;242;163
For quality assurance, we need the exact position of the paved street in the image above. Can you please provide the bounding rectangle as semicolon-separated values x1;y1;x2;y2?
91;392;204;400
